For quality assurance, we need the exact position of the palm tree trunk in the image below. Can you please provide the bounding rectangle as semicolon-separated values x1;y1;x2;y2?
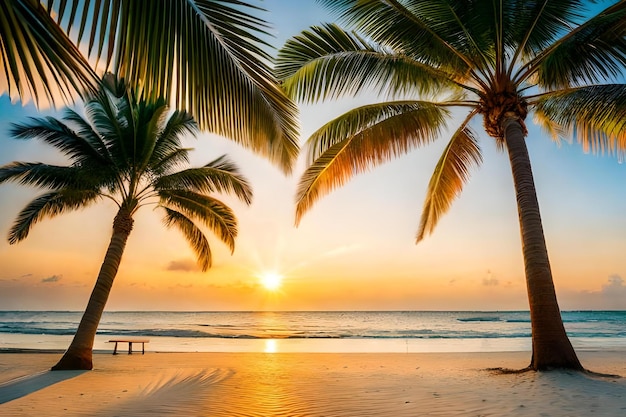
502;115;582;371
52;209;134;370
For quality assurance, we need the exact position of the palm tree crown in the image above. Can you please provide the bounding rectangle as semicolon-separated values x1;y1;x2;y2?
276;0;626;370
277;0;626;229
2;74;252;270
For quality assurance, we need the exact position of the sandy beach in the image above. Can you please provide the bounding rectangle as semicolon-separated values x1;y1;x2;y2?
0;350;624;416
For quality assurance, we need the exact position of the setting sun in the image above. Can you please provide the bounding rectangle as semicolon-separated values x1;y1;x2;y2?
259;272;283;291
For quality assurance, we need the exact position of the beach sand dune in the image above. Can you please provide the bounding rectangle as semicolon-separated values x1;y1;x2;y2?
0;351;624;416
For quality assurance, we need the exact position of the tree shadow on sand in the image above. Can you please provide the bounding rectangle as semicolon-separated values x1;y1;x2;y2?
0;370;86;404
91;368;234;416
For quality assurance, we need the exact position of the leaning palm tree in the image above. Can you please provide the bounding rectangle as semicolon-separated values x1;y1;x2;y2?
1;0;298;173
0;74;253;370
276;0;626;370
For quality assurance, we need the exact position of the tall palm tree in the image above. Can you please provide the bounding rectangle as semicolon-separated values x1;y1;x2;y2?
0;74;253;370
276;0;626;370
1;0;299;173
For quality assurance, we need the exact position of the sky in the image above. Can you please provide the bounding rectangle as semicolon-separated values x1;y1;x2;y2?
0;0;625;312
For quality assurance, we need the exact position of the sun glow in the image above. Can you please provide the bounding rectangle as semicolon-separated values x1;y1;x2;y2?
259;271;283;291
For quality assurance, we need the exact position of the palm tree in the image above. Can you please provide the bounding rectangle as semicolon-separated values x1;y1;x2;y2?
276;0;626;370
1;0;299;173
0;74;253;370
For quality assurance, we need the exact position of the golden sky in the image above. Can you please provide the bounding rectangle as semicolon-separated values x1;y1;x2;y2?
0;0;625;311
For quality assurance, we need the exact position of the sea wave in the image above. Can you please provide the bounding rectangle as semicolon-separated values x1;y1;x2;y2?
1;311;624;341
457;317;502;322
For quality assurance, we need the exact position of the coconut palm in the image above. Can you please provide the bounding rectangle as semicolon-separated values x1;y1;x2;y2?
1;0;298;173
276;0;626;370
0;74;253;370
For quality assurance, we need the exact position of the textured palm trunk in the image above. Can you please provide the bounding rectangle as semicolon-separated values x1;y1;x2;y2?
52;209;134;370
502;116;582;371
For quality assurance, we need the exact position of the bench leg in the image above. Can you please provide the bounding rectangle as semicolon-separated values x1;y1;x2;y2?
142;342;145;354
128;342;133;354
112;342;119;355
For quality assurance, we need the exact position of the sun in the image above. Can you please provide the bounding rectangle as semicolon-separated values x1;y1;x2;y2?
259;271;283;291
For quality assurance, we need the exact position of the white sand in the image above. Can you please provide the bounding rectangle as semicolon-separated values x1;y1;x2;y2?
0;350;625;416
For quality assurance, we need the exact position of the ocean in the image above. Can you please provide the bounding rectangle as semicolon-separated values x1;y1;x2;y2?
1;310;625;353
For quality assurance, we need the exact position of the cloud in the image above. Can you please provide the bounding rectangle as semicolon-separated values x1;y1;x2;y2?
560;274;626;310
482;270;499;286
41;274;62;283
166;259;199;272
601;274;626;296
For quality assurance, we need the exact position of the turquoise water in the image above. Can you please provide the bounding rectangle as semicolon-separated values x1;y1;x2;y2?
0;311;624;353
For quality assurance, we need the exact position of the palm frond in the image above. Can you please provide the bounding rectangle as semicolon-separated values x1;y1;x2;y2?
527;1;626;88
276;23;456;103
63;108;113;160
159;189;237;252
155;155;253;205
0;162;94;190
135;102;170;173
295;101;449;224
150;148;192;177
532;84;626;155
416;114;482;242
162;208;212;271
8;189;100;243
53;0;300;173
10;116;110;165
150;111;198;172
0;0;98;107
316;0;471;73
505;0;587;59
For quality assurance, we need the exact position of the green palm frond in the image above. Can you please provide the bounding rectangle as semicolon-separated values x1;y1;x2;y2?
150;149;193;177
150;111;198;172
8;189;100;244
316;0;471;72
135;103;170;173
10;116;110;166
295;101;449;224
162;208;212;271
159;189;237;251
530;1;626;89
0;162;93;190
417;113;482;242
63;109;113;160
276;23;456;103
51;0;299;173
83;88;127;157
0;0;98;106
155;155;253;205
532;84;626;155
505;0;586;58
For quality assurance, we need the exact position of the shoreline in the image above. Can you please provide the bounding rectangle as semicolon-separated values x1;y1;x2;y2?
3;333;626;354
1;350;625;416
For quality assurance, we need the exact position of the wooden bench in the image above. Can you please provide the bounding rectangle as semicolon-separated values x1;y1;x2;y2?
108;339;149;355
